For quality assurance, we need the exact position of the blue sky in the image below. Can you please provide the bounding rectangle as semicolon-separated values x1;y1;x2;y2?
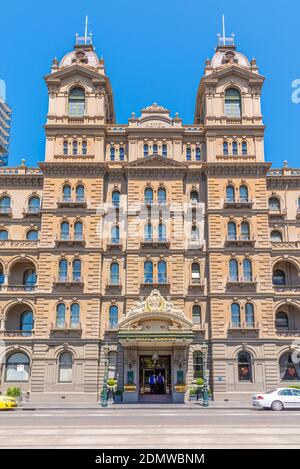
1;0;300;167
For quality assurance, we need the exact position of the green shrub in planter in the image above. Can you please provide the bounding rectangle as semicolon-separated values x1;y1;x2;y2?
189;388;198;396
114;388;123;396
113;388;123;403
6;387;21;398
196;378;204;387
107;379;117;387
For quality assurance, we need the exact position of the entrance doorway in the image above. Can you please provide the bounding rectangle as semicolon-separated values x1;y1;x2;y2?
139;355;171;396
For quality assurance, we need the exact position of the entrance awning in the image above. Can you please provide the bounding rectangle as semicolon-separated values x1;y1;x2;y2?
118;330;194;348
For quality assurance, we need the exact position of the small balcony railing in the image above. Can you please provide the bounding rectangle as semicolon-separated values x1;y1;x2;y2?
107;239;122;250
0;329;35;337
141;237;170;248
57;197;87;208
51;322;82;332
106;321;119;331
189;277;205;288
0;207;12;216
228;322;260;331
225;236;256;246
6;284;37;292
268;207;287;218
23;207;41;216
273;284;300;293
107;275;122;288
53;276;84;287
227;276;257;286
141;276;170;287
224;198;254;208
55;235;85;246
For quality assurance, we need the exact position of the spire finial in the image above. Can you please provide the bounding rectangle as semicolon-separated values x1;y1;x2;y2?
217;15;235;49
75;15;93;47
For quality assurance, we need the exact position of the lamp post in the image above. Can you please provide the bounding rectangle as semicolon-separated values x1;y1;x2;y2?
101;344;110;408
202;344;209;407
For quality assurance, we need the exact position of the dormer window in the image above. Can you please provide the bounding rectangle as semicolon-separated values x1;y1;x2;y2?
162;144;167;158
68;87;85;117
224;88;241;118
152;144;158;155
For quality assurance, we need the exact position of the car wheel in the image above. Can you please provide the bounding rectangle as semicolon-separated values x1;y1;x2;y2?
271;400;284;411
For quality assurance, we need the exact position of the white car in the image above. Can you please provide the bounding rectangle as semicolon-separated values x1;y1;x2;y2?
252;388;300;410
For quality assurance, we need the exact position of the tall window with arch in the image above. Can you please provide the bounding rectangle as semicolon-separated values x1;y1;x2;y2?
275;311;289;329
109;305;118;328
143;144;149;157
144;222;152;241
271;230;283;243
56;303;66;328
223;141;229;156
60;221;70;240
20;310;34;336
59;352;73;383
226;185;235;202
70;303;80;328
227;222;237;240
144;187;153;205
158;187;166;204
0;262;4;285
192;305;201;325
72;259;81;282
243;258;252;281
224;88;241;117
269;196;280;211
186;147;191;161
111;225;120;244
23;268;37;291
162;144;167;157
158;222;166;242
74;221;83;240
191;262;200;283
272;269;286;285
58;259;68;282
231;303;240;326
119;147;125;161
280;352;300;380
0;196;11;214
191;225;200;243
26;229;38;241
68;87;85;117
158;259;167;284
152;144;158;155
245;303;255;327
62;184;71;202
241;221;250;240
229;259;238;281
112;190;120;208
144;260;153;284
110;147;115;161
0;229;8;240
28;196;40;214
239;185;248;202
63;140;68;155
237;351;252;381
6;352;30;382
110;262;119;285
76;184;85;202
72;140;78;155
195;147;201;161
242;141;247;155
193;351;203;379
232;141;238;155
82;141;87;155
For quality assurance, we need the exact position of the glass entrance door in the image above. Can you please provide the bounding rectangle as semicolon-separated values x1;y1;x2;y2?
139;356;171;395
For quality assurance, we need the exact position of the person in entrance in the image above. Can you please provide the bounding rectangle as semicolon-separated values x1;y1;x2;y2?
157;372;165;394
149;373;156;393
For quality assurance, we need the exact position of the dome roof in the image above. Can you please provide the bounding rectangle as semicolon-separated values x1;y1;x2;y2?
211;49;250;69
60;48;99;68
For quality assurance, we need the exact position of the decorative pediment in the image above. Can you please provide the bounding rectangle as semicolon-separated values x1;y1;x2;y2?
126;154;187;169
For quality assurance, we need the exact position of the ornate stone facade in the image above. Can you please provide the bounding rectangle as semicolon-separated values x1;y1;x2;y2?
0;33;300;402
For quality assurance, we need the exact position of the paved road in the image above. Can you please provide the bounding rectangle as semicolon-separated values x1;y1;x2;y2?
1;407;300;448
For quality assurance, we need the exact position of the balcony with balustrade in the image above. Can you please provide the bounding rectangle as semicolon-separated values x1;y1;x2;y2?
57;196;87;208
224;197;254;209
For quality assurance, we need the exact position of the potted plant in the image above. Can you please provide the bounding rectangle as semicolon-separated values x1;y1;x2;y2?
113;388;123;403
124;383;136;392
189;388;198;402
6;387;21;401
174;384;187;393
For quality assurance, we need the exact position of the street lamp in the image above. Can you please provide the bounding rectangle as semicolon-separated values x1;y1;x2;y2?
202;344;209;407
101;343;110;408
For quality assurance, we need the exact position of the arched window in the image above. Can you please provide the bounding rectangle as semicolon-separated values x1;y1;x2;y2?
20;310;34;336
242;141;247;155
158;222;166;242
232;141;238;155
225;88;241;117
112;190;120;208
231;303;240;326
23;269;37;290
6;352;30;382
223;141;229;156
82;140;87;155
60;221;70;240
144;187;153;205
195;147;201;161
0;229;8;240
76;185;85;202
0;263;4;285
143;144;149;157
229;259;238;281
59;352;73;383
271;230;283;242
110;262;119;285
245;303;255;326
191;262;200;283
58;259;68;282
192;305;201;325
298;197;300;210
56;303;66;327
280;352;300;380
62;185;71;202
144;260;153;284
237;351;252;381
0;196;11;214
193;351;203;379
152;144;158;155
243;258;252;281
72;259;81;282
275;312;289;329
72;140;78;155
109;305;118;328
190;190;199;203
191;225;200;243
68;87;85;117
119;147;125;161
272;269;286;285
70;303;80;328
239;185;248;202
158;259;167;284
162;144;167;157
110;147;115;161
111;225;120;244
158;187;166;204
26;229;38;241
63;140;68;155
241;221;250;240
269;197;280;211
74;221;83;240
186;147;191;161
28;196;40;214
227;222;237;240
226;185;235;202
